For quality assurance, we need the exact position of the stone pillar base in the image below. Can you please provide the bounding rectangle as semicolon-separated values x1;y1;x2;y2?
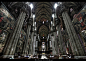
74;56;86;59
3;55;8;58
3;55;14;58
22;54;26;57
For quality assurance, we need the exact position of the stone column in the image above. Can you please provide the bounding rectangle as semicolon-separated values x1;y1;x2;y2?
27;25;31;54
49;33;52;51
50;21;56;55
62;11;79;55
22;36;26;56
51;33;56;55
62;11;86;55
35;38;38;55
33;35;36;55
22;25;31;56
3;32;13;55
29;40;32;55
64;11;86;55
35;40;38;48
54;31;59;55
57;25;66;55
67;39;72;54
3;11;25;58
49;40;52;48
9;12;26;56
27;38;31;54
30;32;34;55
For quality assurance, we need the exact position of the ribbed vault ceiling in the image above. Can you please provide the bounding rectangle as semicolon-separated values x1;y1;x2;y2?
34;2;53;38
39;25;49;37
35;2;52;22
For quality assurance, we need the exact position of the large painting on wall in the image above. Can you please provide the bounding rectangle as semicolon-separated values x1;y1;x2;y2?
0;4;16;33
0;3;16;53
73;4;86;32
0;28;8;53
72;4;86;49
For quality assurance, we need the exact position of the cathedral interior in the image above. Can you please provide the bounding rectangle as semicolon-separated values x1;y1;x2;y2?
0;2;86;59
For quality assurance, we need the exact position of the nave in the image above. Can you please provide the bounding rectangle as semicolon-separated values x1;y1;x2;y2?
0;2;86;59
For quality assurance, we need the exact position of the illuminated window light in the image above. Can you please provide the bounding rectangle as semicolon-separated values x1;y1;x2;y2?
33;14;35;18
35;22;36;25
58;2;62;5
42;45;45;48
51;21;52;24
57;31;58;35
52;14;54;18
43;21;44;24
54;3;58;9
35;28;36;30
29;3;33;9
